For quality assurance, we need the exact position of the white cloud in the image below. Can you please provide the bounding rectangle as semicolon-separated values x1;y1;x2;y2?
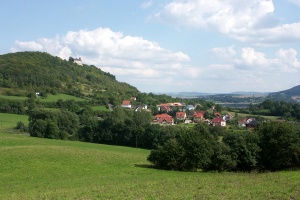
11;27;190;92
211;46;300;72
141;0;153;9
288;0;300;6
155;0;300;44
12;40;43;51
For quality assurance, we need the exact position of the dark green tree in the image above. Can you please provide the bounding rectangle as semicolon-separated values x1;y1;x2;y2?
256;122;300;171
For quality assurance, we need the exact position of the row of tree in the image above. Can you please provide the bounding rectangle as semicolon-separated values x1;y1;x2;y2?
148;122;300;172
27;105;300;172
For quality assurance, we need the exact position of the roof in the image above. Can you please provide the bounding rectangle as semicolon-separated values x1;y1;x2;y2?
214;112;221;117
122;100;131;105
176;112;186;118
212;117;225;123
194;111;206;118
154;114;174;124
159;117;174;123
154;114;172;119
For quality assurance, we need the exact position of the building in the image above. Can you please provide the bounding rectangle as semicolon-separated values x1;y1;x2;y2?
121;100;131;109
153;114;174;125
176;112;187;121
193;111;206;123
73;57;83;66
211;117;226;126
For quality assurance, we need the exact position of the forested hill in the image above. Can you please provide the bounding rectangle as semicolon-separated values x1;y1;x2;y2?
0;51;139;103
268;85;300;102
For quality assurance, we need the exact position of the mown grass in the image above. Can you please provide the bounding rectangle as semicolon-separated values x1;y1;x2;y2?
37;94;86;102
229;112;281;120
91;105;110;112
0;132;299;199
0;113;29;131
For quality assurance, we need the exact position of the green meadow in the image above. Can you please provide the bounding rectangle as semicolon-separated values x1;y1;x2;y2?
0;95;28;100
37;94;86;102
0;113;28;131
0;112;299;199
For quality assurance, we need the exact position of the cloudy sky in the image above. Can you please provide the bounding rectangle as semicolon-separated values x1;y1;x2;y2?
1;0;300;93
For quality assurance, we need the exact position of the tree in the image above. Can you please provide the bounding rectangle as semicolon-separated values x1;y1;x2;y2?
148;124;216;171
178;124;215;171
147;138;185;170
256;122;300;171
203;142;236;172
223;131;260;172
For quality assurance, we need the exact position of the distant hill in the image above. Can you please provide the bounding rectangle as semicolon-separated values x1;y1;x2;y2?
0;51;139;104
268;85;300;102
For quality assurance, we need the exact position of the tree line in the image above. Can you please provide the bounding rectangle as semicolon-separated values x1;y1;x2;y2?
27;104;300;172
148;122;300;172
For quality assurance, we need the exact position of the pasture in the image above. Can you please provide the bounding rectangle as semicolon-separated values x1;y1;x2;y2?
0;113;28;131
0;132;299;199
37;94;86;102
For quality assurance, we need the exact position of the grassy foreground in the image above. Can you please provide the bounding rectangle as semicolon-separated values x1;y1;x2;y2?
0;133;299;199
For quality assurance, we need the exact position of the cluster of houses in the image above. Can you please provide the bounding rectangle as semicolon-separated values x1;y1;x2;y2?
121;99;259;128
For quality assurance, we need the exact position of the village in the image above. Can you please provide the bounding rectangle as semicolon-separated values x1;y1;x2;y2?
121;97;258;129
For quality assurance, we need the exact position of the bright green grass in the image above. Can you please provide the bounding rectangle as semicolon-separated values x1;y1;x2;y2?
0;95;28;100
38;94;86;102
0;113;29;131
229;112;281;120
0;133;299;199
91;105;110;111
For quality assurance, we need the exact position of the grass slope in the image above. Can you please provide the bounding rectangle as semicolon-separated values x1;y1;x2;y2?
37;94;86;102
0;133;299;199
0;113;28;131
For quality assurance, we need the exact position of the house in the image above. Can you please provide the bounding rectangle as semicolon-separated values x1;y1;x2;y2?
158;103;171;113
193;111;206;123
168;102;186;111
211;117;226;126
121;100;131;109
224;113;234;121
130;97;137;101
134;104;148;112
214;112;221;117
246;120;258;129
246;119;259;129
185;105;195;111
238;118;248;127
73;57;83;66
176;112;187;121
153;114;174;125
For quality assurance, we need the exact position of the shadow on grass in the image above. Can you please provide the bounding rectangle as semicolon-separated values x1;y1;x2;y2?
134;164;154;169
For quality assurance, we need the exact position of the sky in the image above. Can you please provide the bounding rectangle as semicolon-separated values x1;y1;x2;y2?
1;0;300;94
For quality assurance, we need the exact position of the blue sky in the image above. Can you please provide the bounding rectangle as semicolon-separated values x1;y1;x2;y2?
1;0;300;93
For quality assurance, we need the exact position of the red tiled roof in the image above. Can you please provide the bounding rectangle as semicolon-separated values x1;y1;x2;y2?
122;100;131;105
154;114;172;119
214;112;221;117
194;111;206;118
176;112;186;118
212;117;225;123
154;114;174;124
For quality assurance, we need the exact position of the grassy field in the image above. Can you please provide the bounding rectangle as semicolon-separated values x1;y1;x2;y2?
91;105;110;112
0;133;299;199
228;111;281;120
0;112;299;199
0;113;29;131
37;94;86;102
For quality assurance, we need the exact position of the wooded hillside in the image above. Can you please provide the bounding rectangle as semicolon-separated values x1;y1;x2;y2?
0;51;139;104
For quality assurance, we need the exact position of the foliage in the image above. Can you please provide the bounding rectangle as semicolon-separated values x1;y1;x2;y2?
0;51;139;101
29;108;79;140
148;124;216;171
256;122;300;171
